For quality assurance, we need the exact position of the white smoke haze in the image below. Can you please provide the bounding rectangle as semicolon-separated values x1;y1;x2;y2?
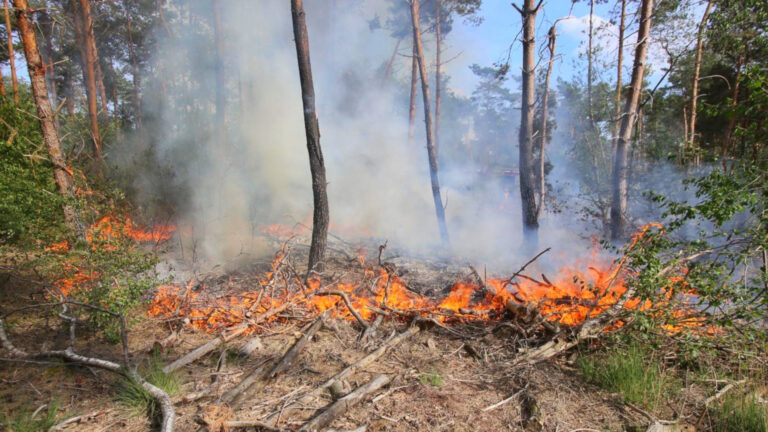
130;0;627;275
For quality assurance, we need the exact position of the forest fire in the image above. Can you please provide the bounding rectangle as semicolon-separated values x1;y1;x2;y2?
148;223;712;335
48;216;177;296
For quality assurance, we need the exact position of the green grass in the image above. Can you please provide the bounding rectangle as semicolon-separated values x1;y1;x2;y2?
576;343;676;410
1;399;63;432
116;357;181;417
714;392;768;432
418;371;443;387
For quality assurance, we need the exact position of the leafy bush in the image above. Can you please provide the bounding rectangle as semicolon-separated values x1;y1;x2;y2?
0;92;64;243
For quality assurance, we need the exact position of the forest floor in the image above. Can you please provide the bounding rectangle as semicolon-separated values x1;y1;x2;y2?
0;235;762;431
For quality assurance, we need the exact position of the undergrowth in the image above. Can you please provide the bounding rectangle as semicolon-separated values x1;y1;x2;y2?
0;399;64;432
116;357;181;418
714;392;768;432
577;343;677;411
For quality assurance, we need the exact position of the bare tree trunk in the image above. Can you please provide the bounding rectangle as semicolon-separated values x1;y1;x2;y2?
610;0;653;241
70;0;102;159
587;0;594;123
37;4;59;130
538;25;556;218
408;33;417;144
4;0;19;103
14;0;80;232
126;15;142;129
721;54;743;159
212;0;227;148
434;0;442;156
611;0;626;155
513;0;542;240
411;0;450;246
687;0;712;165
381;37;401;84
78;0;107;113
291;0;330;274
0;63;5;96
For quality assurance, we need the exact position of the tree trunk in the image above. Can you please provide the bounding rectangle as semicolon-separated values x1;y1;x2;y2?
4;0;19;103
78;0;107;113
70;0;102;159
13;0;80;232
212;0;227;148
37;6;59;130
381;37;401;84
408;32;417;144
126;15;142;129
587;0;594;123
611;0;626;155
610;0;653;241
434;0;442;156
721;54;743;159
290;0;330;274
538;25;556;218
410;0;450;246
688;0;713;165
0;63;5;97
514;0;542;240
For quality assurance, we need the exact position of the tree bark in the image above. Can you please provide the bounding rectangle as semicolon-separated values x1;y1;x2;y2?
69;0;102;159
408;32;417;144
514;0;542;240
0;62;5;96
78;0;107;114
212;0;227;148
381;37;401;84
538;25;556;218
410;0;450;246
4;0;19;103
13;0;80;232
434;0;442;156
610;0;653;241
688;0;713;165
126;15;142;129
721;54;742;159
291;0;330;274
611;0;626;155
587;0;595;123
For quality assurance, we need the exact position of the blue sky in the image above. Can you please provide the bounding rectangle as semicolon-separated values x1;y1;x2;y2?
444;0;628;95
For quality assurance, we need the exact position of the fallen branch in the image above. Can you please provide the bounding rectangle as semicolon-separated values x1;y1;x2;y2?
227;313;326;408
503;247;551;285
481;387;527;412
266;325;420;422
705;379;746;407
163;324;248;374
315;291;369;328
49;409;112;431
298;374;391;432
0;317;175;432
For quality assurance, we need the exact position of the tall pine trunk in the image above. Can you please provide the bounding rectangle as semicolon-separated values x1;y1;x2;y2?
4;0;19;103
538;25;556;218
610;0;653;241
290;0;329;274
126;15;142;129
514;0;542;240
721;54;743;159
70;0;102;159
381;37;401;84
411;0;450;246
688;0;713;165
14;0;81;233
611;0;626;155
408;32;417;144
212;0;227;148
434;0;442;156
